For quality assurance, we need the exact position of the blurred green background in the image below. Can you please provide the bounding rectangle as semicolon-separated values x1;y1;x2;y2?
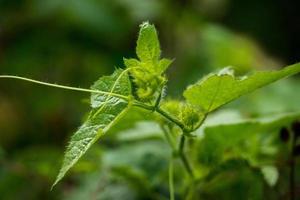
0;0;300;199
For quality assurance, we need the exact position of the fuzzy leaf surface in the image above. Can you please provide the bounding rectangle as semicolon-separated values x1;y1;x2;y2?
184;63;300;112
53;69;132;187
91;69;131;108
123;22;172;102
136;22;161;63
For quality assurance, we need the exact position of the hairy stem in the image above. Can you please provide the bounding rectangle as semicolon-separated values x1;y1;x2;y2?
133;102;186;131
156;107;186;130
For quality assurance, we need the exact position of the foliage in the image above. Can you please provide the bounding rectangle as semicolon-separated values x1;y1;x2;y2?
1;22;300;200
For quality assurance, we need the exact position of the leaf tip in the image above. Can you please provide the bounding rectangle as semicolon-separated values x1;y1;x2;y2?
51;170;65;190
140;21;150;29
51;179;59;191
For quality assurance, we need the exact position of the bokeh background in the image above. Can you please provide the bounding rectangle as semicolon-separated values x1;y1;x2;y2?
0;0;300;199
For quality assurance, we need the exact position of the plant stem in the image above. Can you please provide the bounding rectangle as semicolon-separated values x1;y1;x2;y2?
169;157;175;200
133;102;186;131
179;135;186;153
156;107;186;130
135;101;196;179
161;126;195;180
178;135;195;179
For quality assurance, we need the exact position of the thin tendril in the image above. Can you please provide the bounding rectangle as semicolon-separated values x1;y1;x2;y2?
0;75;129;100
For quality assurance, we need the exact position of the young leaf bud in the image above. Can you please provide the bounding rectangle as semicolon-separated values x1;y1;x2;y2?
279;127;290;142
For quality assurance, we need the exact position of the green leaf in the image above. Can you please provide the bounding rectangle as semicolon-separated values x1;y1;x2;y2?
184;63;300;112
136;22;161;63
123;58;140;69
197;159;264;200
123;22;172;102
197;111;300;167
53;69;132;187
91;69;132;108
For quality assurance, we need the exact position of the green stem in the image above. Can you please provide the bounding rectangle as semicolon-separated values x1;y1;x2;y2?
134;101;196;179
154;88;163;109
178;135;195;179
179;135;185;153
161;126;195;180
133;102;186;131
169;157;175;200
156;107;186;130
132;101;153;110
